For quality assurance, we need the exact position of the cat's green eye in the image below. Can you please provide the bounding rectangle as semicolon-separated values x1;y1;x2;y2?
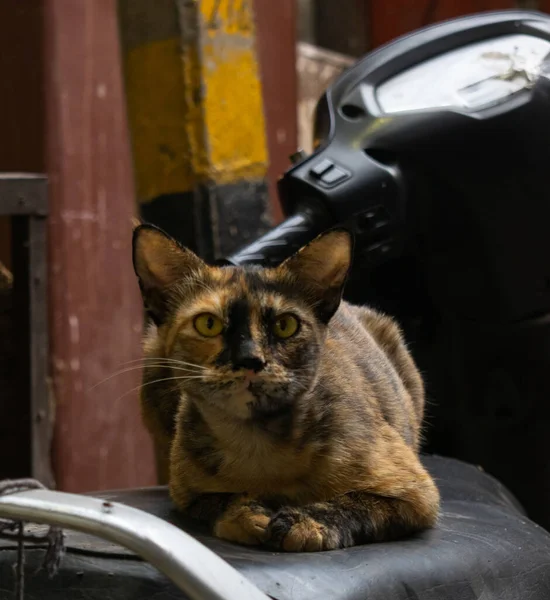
273;314;299;339
194;313;223;337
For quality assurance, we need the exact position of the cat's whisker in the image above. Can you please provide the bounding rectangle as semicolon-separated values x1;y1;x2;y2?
89;364;208;391
118;356;205;366
118;357;206;370
112;374;207;404
140;364;206;375
293;377;318;393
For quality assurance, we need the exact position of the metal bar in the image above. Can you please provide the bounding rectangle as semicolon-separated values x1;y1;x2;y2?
0;174;48;216
10;210;53;487
0;489;270;600
28;214;53;487
0;176;50;484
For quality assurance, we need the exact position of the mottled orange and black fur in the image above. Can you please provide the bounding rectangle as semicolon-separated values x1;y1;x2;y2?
132;223;440;552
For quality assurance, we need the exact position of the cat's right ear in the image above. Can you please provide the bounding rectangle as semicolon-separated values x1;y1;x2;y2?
279;228;352;323
132;224;205;323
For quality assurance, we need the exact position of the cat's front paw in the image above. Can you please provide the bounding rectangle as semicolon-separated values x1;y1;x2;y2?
214;499;271;546
267;506;341;552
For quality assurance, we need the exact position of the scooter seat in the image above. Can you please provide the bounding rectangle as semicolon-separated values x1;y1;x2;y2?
1;455;549;599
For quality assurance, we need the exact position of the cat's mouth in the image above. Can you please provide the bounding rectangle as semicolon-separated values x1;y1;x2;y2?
200;372;289;398
244;378;290;399
244;378;263;395
242;370;257;388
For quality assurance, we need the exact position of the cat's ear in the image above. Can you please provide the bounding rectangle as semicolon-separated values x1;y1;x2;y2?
132;223;204;288
280;228;352;323
132;223;205;323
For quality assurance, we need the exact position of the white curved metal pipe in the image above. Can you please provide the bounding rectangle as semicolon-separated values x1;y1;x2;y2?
0;489;269;600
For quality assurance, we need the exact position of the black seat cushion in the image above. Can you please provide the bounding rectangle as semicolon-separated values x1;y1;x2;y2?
2;455;550;599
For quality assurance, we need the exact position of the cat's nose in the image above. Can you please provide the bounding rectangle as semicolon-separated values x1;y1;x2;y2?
234;355;265;373
232;340;265;373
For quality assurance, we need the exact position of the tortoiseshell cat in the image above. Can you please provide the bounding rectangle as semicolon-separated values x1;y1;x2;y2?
132;223;440;552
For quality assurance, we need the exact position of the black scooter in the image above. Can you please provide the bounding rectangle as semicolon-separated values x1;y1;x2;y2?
227;7;550;535
2;10;550;600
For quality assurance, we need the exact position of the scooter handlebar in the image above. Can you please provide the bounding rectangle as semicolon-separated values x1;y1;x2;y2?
222;208;332;267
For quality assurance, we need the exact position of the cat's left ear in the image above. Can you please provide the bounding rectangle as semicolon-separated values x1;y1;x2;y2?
279;228;352;323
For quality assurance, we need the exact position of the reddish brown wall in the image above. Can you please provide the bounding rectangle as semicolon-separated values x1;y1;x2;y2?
368;0;516;49
43;0;155;492
0;1;44;270
0;1;44;173
255;0;298;222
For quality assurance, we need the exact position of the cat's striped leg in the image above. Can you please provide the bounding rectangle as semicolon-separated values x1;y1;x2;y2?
176;489;274;546
266;486;438;551
266;431;440;552
213;495;274;546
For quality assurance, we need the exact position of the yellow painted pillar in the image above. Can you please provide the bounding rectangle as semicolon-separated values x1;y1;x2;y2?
118;0;273;260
